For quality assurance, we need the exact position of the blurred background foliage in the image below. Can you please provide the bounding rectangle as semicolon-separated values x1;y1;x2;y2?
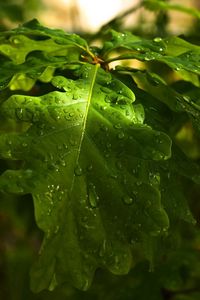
0;0;200;299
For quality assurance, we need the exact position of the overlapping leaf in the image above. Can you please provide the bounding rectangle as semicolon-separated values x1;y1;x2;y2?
0;19;91;90
112;68;200;224
101;30;200;83
0;63;171;291
131;69;200;133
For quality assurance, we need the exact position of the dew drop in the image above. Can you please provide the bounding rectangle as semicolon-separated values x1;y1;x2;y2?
136;181;142;186
88;183;99;208
118;131;125;139
70;138;77;146
63;143;68;149
15;108;23;120
104;152;110;158
87;164;93;172
74;165;83;176
114;123;122;129
60;160;66;167
110;173;118;179
105;96;111;103
106;142;111;148
154;37;162;43
47;208;52;216
116;160;122;169
54;225;60;234
13;38;20;44
183;95;190;102
100;125;109;132
122;196;133;205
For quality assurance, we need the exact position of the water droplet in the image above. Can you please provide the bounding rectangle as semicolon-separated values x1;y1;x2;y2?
149;172;160;186
110;173;118;179
70;138;77;146
88;183;99;208
154;37;162;43
105;96;111;103
106;142;111;148
87;164;93;172
136;181;142;186
60;160;66;167
132;169;136;174
183;95;190;102
118;132;125;139
54;225;60;234
100;125;109;132
63;143;68;149
100;105;107;111
74;165;83;176
116;160;122;169
22;143;28;147
104;152;110;158
122;196;133;205
15;108;23;120
82;279;89;291
47;208;52;216
13;38;20;44
114;123;122;129
99;239;107;257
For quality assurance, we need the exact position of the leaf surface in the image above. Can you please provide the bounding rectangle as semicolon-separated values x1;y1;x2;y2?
0;63;171;291
102;30;200;77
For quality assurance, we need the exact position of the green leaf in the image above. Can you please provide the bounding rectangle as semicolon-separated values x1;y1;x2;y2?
143;0;200;20
0;19;92;66
102;30;200;77
117;67;200;132
0;63;171;291
112;68;199;224
0;53;74;92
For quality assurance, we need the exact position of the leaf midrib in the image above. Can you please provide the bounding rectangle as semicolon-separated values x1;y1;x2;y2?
69;64;99;193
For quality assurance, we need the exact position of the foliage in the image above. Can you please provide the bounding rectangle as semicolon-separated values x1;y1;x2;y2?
0;1;200;299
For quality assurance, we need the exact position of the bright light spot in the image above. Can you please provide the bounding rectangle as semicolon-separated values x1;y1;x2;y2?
78;0;135;31
41;0;139;32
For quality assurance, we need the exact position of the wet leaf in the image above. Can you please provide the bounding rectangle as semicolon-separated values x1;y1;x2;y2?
102;30;200;77
0;63;171;292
